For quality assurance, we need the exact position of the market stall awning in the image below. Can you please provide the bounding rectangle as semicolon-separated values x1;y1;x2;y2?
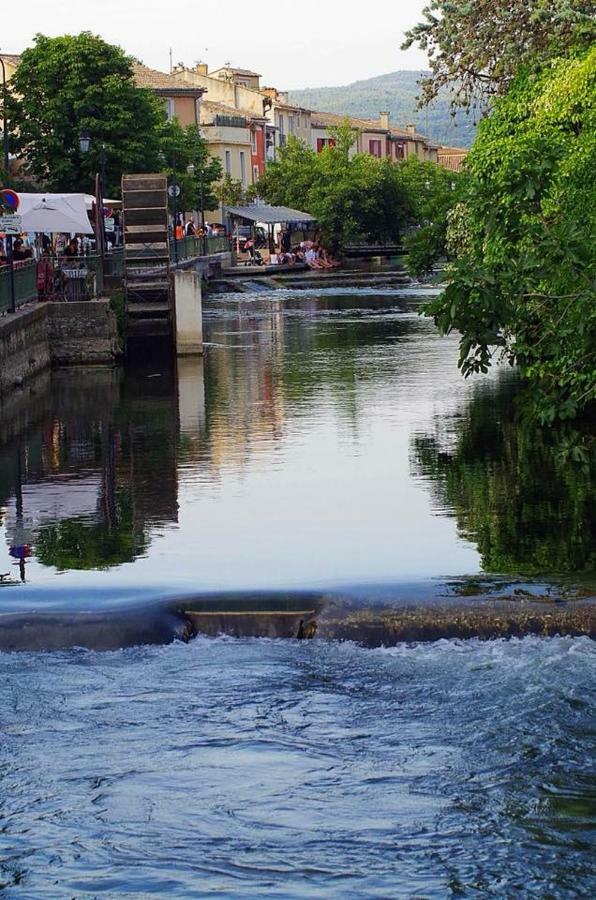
17;193;94;234
225;203;316;225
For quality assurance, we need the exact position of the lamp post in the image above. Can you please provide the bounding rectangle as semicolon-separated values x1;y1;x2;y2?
1;55;16;314
79;131;106;278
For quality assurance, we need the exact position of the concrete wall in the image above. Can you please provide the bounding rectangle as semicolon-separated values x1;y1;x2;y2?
174;271;203;355
0;300;121;401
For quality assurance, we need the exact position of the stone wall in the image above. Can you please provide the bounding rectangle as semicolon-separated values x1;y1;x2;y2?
48;300;120;365
0;305;50;400
0;300;121;402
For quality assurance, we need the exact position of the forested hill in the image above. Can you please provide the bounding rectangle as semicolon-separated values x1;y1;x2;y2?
288;70;476;148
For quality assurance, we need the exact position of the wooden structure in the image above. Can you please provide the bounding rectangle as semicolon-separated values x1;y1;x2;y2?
122;174;173;342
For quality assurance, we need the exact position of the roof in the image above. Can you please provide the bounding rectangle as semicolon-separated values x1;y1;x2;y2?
438;146;469;155
0;53;22;67
226;203;316;224
310;109;431;143
212;67;262;78
133;62;205;94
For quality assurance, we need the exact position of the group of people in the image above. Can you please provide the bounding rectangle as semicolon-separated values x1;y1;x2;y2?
0;232;94;266
269;231;339;269
173;218;226;241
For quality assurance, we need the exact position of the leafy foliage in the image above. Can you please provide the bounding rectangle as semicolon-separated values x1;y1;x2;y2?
159;122;222;216
256;130;415;247
398;158;464;276
427;47;596;422
215;173;253;207
403;0;595;110
8;32;168;196
413;377;595;575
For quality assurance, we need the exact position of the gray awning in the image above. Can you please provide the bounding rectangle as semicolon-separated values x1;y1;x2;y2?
225;203;316;224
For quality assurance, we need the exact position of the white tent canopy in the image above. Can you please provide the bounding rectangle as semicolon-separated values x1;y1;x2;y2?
17;193;94;234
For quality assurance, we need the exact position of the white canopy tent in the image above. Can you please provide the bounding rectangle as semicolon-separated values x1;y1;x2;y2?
16;193;94;234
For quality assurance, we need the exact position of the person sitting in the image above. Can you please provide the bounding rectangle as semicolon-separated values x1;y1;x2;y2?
12;239;31;262
63;237;79;258
305;245;325;269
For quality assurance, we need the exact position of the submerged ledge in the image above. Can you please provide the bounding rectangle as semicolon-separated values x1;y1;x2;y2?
0;583;594;652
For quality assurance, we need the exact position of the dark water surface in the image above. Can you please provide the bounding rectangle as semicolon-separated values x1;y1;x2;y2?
0;287;594;896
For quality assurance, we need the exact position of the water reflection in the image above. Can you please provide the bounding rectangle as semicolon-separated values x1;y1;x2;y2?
0;298;593;586
413;376;595;576
0;366;180;573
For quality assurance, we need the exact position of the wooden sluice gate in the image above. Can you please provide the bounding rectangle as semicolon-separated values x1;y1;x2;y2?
122;174;173;344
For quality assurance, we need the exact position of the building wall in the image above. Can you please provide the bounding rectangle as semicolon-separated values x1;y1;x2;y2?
163;95;200;127
173;68;267;117
251;125;266;179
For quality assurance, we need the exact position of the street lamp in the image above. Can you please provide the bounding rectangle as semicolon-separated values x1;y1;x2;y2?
79;131;107;276
79;130;91;154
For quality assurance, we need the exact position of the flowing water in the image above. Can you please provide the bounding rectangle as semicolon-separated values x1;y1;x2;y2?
0;285;594;896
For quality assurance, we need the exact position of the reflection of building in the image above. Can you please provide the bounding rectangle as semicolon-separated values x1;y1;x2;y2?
200;313;287;475
0;367;183;572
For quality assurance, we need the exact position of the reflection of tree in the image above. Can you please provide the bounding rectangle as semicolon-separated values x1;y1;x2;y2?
35;489;148;571
413;378;595;575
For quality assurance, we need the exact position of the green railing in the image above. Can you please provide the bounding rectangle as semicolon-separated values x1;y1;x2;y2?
0;261;37;314
169;234;229;262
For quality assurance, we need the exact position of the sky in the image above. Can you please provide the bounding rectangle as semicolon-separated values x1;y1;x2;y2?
4;0;430;89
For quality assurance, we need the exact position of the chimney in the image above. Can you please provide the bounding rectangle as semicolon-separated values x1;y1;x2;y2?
379;111;390;130
262;87;279;100
195;63;208;76
406;123;417;136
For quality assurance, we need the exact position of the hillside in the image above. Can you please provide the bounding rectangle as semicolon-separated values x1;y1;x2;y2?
289;71;476;148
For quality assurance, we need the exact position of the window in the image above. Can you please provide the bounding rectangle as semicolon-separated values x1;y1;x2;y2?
225;150;231;174
288;116;295;134
251;129;258;153
164;98;176;120
369;139;382;158
316;138;336;152
240;151;246;184
395;142;405;160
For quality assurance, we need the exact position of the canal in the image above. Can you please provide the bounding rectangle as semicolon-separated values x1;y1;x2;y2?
0;285;594;895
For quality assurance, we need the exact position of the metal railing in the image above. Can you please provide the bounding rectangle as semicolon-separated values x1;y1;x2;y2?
169;234;229;262
0;260;37;313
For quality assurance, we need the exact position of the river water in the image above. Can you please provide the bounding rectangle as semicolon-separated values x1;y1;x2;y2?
0;285;594;895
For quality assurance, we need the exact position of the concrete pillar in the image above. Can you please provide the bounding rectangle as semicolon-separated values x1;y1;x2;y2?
177;356;206;436
174;269;203;355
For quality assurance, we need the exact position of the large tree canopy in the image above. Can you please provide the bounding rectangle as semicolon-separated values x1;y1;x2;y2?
427;47;596;423
403;0;595;110
9;32;167;196
256;126;415;247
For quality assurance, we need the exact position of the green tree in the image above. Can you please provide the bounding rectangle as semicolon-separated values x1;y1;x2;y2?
403;0;595;110
9;32;167;196
215;172;253;207
256;135;414;247
398;157;464;276
159;121;222;218
427;47;596;422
